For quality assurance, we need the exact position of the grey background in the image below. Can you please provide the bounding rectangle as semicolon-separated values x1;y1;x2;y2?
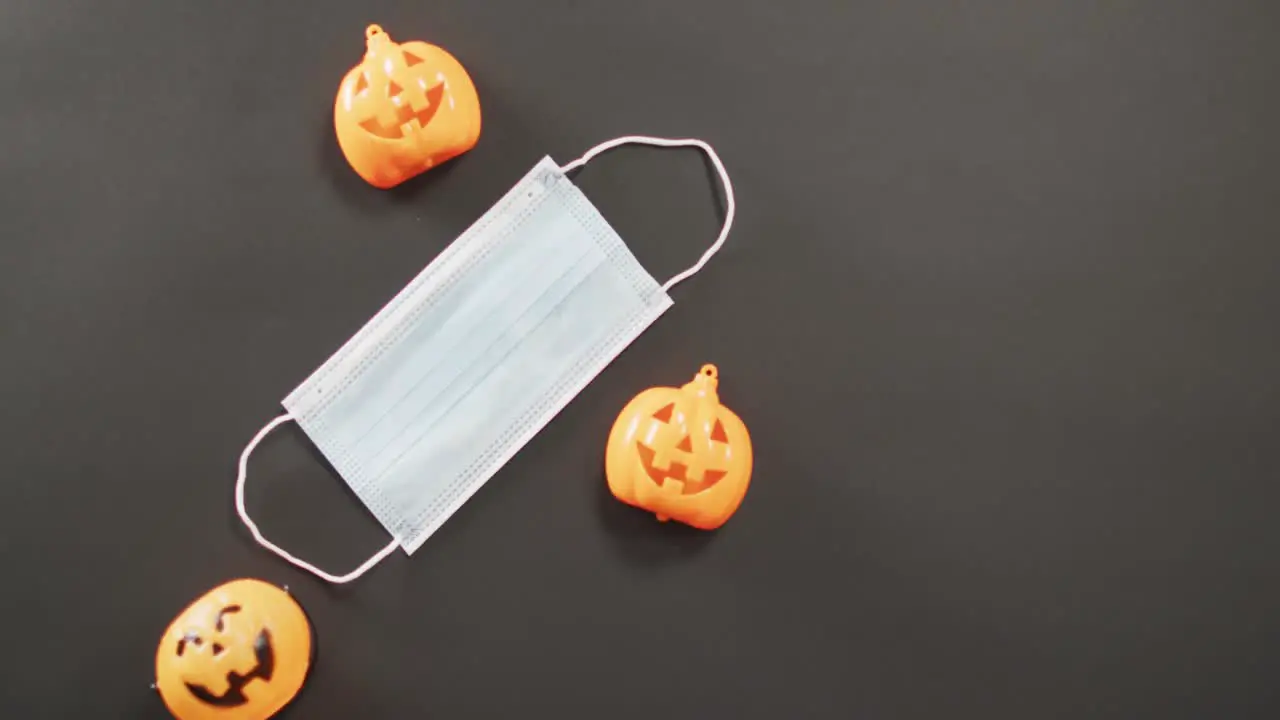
2;1;1278;717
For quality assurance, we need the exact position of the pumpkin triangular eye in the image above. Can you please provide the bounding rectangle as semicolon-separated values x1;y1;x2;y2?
354;72;369;94
710;420;729;443
652;403;675;423
215;605;241;632
403;50;425;67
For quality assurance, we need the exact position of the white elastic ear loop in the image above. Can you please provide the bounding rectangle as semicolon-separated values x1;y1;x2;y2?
559;136;736;293
234;413;399;584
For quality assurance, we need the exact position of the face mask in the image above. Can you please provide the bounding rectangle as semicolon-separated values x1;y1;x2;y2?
233;136;736;583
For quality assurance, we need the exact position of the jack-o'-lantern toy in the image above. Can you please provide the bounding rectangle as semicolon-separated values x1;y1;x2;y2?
606;364;753;529
154;579;313;720
334;24;481;188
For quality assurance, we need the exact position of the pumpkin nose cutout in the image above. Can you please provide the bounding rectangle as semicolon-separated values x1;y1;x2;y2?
334;22;482;189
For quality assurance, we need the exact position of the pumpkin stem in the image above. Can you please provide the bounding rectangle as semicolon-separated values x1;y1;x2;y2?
365;24;392;51
682;363;720;400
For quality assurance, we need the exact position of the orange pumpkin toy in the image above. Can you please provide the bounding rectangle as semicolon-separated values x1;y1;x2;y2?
334;24;481;188
154;579;313;720
606;364;753;529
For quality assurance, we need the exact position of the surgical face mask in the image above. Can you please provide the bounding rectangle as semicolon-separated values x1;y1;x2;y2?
234;136;736;583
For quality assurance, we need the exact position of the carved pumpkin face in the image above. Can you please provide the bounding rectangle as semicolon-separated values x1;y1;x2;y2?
606;365;753;529
334;24;481;188
155;579;312;720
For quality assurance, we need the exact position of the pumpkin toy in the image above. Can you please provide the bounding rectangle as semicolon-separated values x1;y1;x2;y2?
154;579;313;720
334;23;481;188
606;364;753;529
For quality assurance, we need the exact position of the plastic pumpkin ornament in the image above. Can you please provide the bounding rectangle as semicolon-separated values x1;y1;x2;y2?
606;364;753;529
334;24;481;188
154;579;313;720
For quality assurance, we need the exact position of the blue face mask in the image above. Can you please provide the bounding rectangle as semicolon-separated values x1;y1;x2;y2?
233;137;736;583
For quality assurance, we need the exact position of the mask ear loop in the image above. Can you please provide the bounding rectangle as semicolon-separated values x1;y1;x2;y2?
558;136;736;293
234;414;400;584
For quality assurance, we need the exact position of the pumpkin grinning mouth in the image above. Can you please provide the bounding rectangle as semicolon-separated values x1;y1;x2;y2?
636;442;727;495
182;629;275;708
359;82;446;139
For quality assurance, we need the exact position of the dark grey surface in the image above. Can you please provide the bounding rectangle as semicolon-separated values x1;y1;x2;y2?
2;1;1278;717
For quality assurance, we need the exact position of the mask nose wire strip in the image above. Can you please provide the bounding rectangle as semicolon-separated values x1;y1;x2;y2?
234;413;400;584
558;135;736;293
